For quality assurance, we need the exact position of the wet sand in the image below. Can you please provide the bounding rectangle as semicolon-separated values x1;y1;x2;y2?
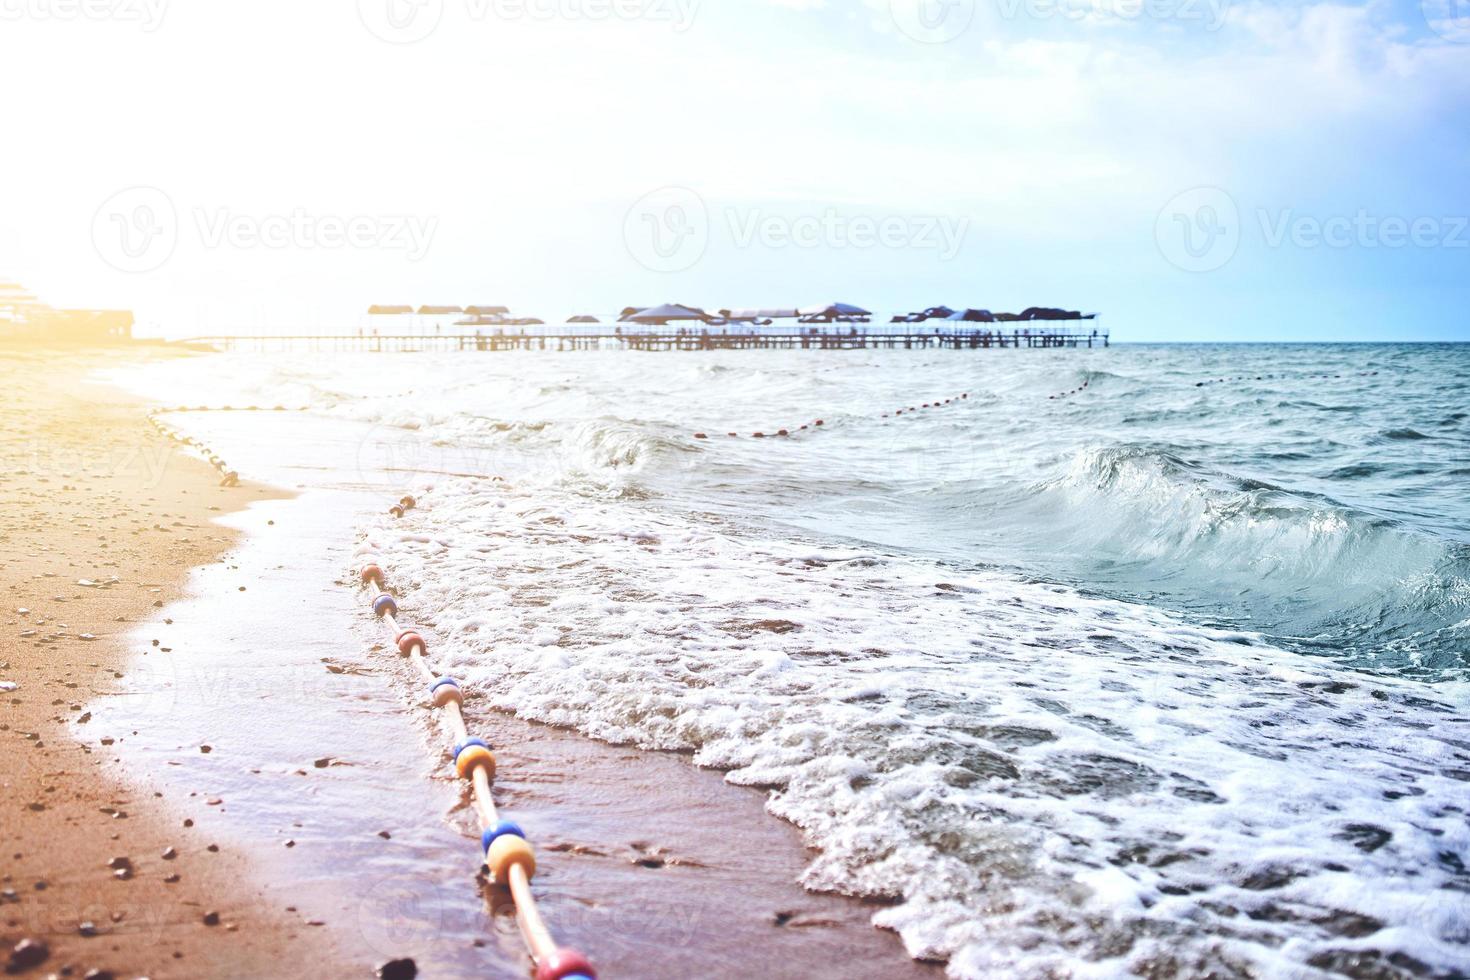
2;346;939;978
0;347;349;978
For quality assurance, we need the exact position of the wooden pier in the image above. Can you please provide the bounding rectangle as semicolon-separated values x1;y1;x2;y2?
186;327;1109;353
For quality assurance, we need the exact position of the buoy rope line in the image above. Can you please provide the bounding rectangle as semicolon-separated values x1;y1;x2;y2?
359;495;597;980
692;391;971;441
157;404;310;413
146;406;583;970
1194;370;1380;388
147;406;312;486
1047;377;1092;401
147;412;243;487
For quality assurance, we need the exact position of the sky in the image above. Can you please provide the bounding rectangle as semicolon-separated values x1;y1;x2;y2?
0;0;1466;341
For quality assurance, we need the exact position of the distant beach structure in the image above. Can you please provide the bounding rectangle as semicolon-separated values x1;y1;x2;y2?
189;300;1107;352
0;280;133;344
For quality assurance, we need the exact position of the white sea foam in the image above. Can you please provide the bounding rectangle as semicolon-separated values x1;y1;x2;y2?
105;346;1470;977
365;481;1470;978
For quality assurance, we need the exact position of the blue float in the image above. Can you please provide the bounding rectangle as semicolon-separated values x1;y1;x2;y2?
454;737;491;762
481;820;526;852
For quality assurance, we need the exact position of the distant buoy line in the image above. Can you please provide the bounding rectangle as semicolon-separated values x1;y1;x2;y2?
692;391;972;441
1194;370;1379;387
148;412;245;487
1048;378;1091;400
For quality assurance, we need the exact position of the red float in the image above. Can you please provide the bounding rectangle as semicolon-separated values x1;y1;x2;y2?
535;948;597;980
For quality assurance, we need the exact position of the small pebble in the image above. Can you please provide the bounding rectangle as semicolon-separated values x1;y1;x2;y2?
378;958;418;980
202;911;220;927
5;938;48;972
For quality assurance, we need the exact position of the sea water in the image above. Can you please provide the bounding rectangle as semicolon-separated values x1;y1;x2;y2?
106;343;1470;978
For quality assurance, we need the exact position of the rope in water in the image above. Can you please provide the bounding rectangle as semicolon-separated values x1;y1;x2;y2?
148;405;591;973
692;391;971;441
1194;370;1379;387
147;411;243;487
1048;378;1091;401
360;496;597;980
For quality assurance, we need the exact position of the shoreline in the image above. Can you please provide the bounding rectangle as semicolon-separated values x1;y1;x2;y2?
0;347;351;978
7;346;939;978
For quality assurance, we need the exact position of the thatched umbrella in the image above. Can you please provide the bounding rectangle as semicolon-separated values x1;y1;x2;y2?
625;303;710;324
799;302;872;318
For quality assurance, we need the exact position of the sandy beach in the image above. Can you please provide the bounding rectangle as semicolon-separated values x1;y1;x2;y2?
0;347;351;977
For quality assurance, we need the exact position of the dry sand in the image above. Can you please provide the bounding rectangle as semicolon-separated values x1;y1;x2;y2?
0;347;348;978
